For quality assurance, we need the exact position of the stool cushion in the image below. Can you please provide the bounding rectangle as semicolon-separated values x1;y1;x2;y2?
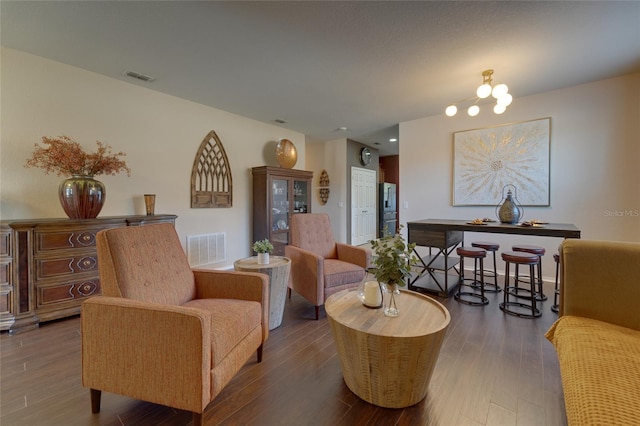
457;247;486;258
512;244;546;255
502;250;539;264
471;241;499;251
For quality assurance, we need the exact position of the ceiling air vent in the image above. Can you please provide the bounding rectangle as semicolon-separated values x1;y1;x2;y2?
123;70;155;82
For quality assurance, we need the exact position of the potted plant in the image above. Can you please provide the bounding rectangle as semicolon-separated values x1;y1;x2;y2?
252;239;274;264
25;135;131;219
369;225;418;317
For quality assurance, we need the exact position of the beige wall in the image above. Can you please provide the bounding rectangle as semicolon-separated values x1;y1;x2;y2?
306;138;348;241
0;47;306;267
3;47;638;277
399;73;640;280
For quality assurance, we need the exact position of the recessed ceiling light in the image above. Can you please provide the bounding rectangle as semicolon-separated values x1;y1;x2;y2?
389;138;397;143
338;127;349;131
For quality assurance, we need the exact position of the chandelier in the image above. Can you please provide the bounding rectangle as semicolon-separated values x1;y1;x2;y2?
445;69;513;117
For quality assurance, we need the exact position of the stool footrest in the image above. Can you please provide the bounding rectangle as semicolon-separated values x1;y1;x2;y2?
455;291;489;306
500;301;541;318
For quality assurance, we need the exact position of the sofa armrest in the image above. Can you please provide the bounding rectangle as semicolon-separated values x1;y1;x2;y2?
284;245;324;305
336;243;371;269
81;297;211;413
560;239;640;331
192;269;269;342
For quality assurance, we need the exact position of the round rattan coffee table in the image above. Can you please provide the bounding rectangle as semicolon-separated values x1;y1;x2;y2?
325;288;450;408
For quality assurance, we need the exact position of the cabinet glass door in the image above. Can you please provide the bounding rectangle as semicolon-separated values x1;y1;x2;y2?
271;178;290;252
293;180;309;213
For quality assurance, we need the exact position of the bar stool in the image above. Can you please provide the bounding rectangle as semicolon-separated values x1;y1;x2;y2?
551;253;560;313
455;247;489;306
512;244;547;301
500;251;541;318
471;241;501;292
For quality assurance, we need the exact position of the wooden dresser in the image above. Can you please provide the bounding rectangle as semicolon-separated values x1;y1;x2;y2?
1;215;177;333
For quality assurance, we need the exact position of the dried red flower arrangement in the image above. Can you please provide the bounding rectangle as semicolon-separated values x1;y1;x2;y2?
25;136;131;177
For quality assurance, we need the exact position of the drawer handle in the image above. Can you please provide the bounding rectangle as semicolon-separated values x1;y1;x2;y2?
75;232;96;247
77;281;97;297
76;256;97;271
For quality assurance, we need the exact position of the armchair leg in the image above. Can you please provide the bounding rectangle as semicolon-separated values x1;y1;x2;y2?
192;412;203;426
315;306;319;320
257;344;263;363
90;389;101;413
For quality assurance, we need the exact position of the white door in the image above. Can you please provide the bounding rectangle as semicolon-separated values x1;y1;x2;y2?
351;167;377;245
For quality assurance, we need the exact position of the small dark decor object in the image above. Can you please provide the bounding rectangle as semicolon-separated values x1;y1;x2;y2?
25;136;130;219
369;225;419;317
496;184;524;224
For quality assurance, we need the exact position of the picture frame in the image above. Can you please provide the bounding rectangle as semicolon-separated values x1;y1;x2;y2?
452;117;551;206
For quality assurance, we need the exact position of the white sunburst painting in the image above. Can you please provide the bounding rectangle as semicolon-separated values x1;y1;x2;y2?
452;117;551;206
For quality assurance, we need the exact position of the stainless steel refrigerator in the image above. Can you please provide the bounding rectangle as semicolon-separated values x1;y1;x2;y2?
379;182;397;237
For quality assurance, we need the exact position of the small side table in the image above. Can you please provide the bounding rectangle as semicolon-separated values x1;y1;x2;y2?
234;256;291;330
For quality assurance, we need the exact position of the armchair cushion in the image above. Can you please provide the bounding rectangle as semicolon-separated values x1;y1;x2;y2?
289;213;337;259
97;222;196;304
183;298;261;366
324;259;367;288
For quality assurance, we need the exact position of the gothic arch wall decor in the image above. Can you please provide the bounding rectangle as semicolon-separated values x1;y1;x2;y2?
191;130;233;208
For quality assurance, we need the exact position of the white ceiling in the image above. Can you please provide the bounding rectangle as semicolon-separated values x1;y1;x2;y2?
2;1;639;156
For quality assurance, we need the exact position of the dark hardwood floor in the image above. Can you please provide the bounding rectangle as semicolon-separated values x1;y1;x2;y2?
1;281;566;426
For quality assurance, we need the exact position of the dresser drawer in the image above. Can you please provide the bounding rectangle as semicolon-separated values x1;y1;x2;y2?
35;253;98;280
0;229;11;257
36;229;100;252
37;278;100;307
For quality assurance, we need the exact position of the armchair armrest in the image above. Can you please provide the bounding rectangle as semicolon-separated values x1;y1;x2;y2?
81;297;211;413
336;243;371;269
192;269;268;303
285;245;324;305
560;239;640;330
192;269;269;341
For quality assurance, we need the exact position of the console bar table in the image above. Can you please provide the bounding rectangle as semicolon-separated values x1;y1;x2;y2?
407;219;581;297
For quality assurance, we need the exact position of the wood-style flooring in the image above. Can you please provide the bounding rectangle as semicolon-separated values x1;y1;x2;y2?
1;282;566;426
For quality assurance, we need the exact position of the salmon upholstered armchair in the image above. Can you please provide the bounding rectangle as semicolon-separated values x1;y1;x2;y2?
81;223;269;426
285;213;370;320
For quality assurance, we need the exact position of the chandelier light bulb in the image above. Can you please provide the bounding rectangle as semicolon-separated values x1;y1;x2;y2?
497;93;513;107
445;69;512;118
476;83;492;99
492;83;509;99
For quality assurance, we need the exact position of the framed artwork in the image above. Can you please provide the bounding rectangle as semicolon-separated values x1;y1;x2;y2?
452;117;550;206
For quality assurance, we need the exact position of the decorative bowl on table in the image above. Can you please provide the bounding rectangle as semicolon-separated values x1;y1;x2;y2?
467;218;487;225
